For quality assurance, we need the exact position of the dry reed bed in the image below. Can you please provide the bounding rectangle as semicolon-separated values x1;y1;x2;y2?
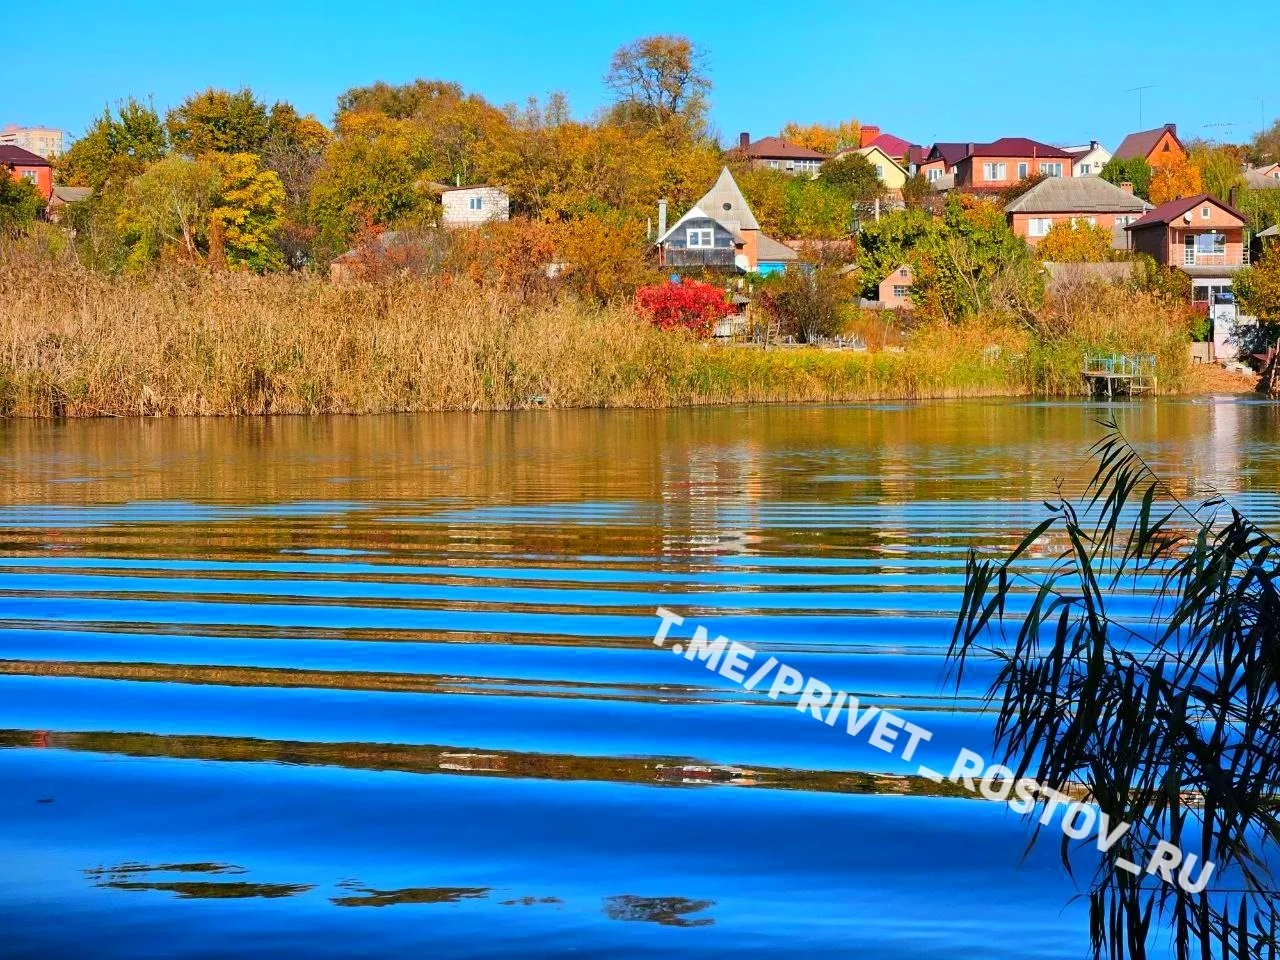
0;258;1188;418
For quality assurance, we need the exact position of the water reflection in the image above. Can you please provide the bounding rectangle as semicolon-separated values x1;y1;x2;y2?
331;882;490;908
84;863;312;900
602;894;716;927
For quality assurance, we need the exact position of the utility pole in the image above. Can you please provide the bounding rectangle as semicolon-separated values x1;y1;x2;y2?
1126;84;1156;129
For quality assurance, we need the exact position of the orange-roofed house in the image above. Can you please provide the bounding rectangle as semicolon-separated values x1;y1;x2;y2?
1113;123;1186;169
0;145;52;202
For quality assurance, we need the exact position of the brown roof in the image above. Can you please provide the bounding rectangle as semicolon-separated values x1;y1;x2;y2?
757;234;797;262
0;145;50;167
1114;124;1181;161
741;136;828;160
1124;193;1245;230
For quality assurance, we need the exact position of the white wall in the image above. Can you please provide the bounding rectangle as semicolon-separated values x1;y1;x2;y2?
442;187;510;227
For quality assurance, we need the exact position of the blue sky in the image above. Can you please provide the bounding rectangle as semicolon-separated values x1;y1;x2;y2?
4;0;1276;152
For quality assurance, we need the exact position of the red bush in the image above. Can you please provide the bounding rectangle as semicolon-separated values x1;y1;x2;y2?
634;279;734;337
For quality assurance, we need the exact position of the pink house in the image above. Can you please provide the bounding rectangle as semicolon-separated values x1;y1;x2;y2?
878;264;913;309
1003;176;1151;247
1124;193;1249;308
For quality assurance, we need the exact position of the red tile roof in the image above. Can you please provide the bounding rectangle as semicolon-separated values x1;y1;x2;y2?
868;132;914;159
0;145;50;167
965;138;1074;159
742;136;828;160
1124;193;1244;230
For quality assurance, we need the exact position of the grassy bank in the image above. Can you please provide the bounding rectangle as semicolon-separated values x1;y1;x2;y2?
0;256;1188;417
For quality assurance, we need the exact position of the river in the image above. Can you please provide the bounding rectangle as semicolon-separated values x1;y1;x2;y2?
1;398;1275;958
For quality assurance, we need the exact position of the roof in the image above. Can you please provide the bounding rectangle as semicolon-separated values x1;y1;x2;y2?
1004;177;1151;214
0;145;50;167
907;144;927;167
742;136;827;160
1124;193;1245;230
867;132;914;159
924;143;969;167
1258;224;1280;238
440;184;506;193
963;138;1074;159
1114;125;1181;161
757;235;798;262
855;145;908;176
50;185;92;203
657;168;761;245
1245;169;1280;190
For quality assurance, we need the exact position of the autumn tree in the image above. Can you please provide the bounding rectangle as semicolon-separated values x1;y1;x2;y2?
554;212;657;303
1246;117;1280;166
1149;152;1204;204
854;207;941;298
59;97;168;190
634;278;733;336
1100;155;1152;201
757;259;857;342
1036;220;1115;262
166;88;271;157
209;153;286;272
779;120;860;155
604;35;711;140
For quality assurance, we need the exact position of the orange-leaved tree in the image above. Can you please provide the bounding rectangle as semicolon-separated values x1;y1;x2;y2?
1036;221;1115;263
1149;152;1204;204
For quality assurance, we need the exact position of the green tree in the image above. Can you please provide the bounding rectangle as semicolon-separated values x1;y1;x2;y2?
1235;243;1280;320
166;88;271;156
854;207;941;297
818;152;886;209
1246;116;1280;166
1189;140;1244;202
0;175;45;234
115;155;221;268
757;260;857;342
1100;155;1153;201
210;153;285;272
59;97;168;190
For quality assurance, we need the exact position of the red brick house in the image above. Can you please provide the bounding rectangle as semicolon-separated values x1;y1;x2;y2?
1124;193;1248;307
953;139;1076;190
0;145;53;201
1113;124;1186;169
917;143;969;184
734;133;827;176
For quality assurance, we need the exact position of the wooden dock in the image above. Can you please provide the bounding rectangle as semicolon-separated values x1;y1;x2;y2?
1082;354;1157;398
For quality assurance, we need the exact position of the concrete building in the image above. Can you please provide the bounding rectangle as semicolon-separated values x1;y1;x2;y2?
0;125;65;159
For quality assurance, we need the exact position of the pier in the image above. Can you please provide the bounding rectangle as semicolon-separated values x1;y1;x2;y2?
1082;354;1157;398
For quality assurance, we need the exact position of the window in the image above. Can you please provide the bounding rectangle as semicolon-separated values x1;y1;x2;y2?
983;162;1007;181
1070;216;1097;227
20;170;37;183
766;160;781;170
686;227;714;248
875;164;885;178
1017;162;1028;179
1038;162;1063;177
1193;233;1225;254
1028;217;1053;237
468;196;483;211
899;268;909;278
1201;205;1211;219
892;285;909;298
927;168;941;182
1115;216;1135;227
1078;163;1091;175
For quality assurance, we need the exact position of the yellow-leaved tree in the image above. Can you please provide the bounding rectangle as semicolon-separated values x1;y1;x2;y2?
209;153;286;272
780;120;861;155
1037;221;1116;263
1149;153;1204;204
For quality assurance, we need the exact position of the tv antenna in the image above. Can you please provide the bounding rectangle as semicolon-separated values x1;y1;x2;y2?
1126;85;1156;128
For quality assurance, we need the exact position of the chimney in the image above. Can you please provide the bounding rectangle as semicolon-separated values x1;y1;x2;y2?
966;142;975;157
860;125;880;148
658;199;667;238
1120;181;1134;195
1164;123;1176;135
739;131;750;151
1229;186;1237;209
1091;140;1099;150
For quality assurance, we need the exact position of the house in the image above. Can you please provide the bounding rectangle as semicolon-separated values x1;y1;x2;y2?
656;167;797;275
46;185;92;222
1255;163;1280;181
0;145;52;201
1004;176;1151;248
1113;123;1186;168
734;133;827;176
1244;166;1280;190
441;185;509;227
917;143;969;184
953;139;1076;190
878;264;914;309
1064;141;1112;177
858;126;918;167
1125;193;1249;308
852;145;909;189
0;125;64;159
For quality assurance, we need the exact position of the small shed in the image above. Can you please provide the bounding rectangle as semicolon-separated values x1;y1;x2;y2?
441;185;510;227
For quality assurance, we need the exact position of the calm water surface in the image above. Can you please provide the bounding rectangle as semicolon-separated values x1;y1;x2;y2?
1;399;1277;958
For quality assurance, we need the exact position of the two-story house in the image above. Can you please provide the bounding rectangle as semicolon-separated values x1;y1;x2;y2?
656;167;797;275
1125;193;1248;308
1004;176;1151;247
734;133;827;176
878;264;914;309
953;139;1076;190
1113;124;1186;170
0;145;53;202
917;143;969;184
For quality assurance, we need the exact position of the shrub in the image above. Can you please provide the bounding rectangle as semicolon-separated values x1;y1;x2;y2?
634;278;733;336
